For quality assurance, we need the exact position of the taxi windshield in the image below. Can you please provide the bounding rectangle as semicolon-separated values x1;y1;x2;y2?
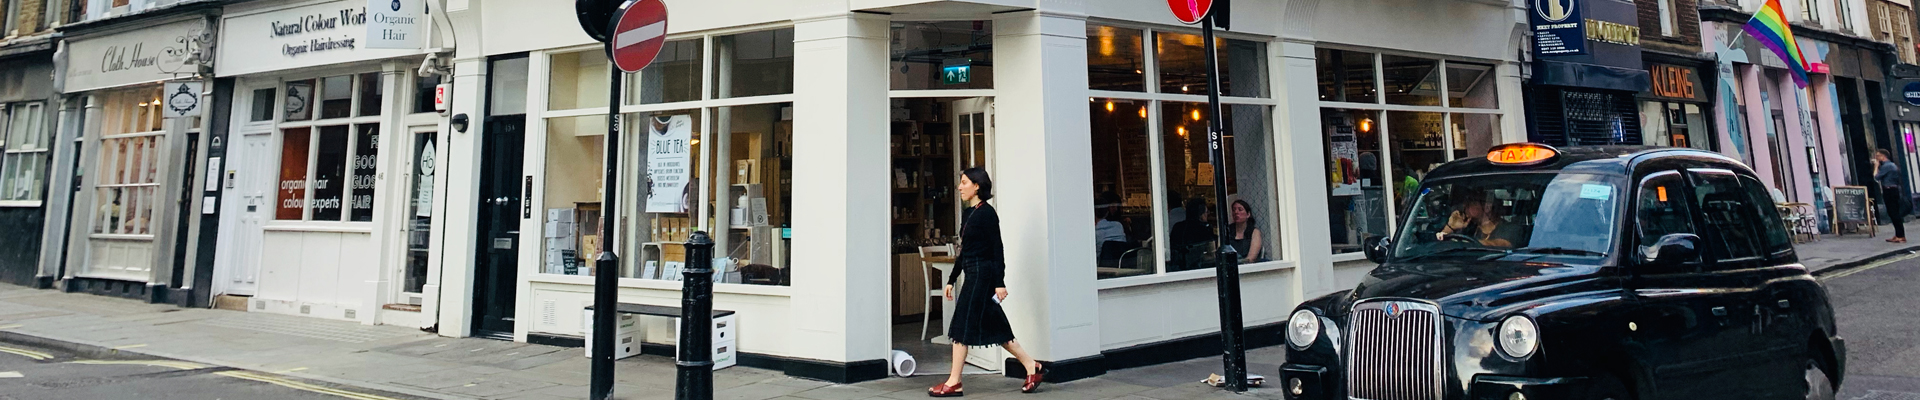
1390;172;1622;263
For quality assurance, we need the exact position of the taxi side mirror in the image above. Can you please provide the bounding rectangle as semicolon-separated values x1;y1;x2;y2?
1640;233;1701;267
1363;236;1392;263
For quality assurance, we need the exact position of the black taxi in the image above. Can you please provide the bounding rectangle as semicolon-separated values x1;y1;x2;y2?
1280;144;1846;400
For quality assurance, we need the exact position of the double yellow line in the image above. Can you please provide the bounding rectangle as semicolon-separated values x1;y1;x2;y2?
0;345;51;361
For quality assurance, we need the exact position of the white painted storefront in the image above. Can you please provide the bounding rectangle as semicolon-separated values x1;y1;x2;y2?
209;0;447;327
435;0;1528;382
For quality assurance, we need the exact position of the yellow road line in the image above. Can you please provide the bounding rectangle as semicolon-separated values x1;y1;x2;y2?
111;344;148;350
0;346;51;361
214;370;402;400
69;360;208;370
0;324;24;329
1821;252;1920;281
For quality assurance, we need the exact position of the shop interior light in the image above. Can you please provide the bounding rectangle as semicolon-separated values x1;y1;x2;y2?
1177;126;1187;137
1191;110;1201;121
1138;107;1147;118
1359;118;1373;133
1105;102;1115;112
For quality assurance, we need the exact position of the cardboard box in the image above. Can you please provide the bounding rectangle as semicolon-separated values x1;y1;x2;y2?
735;159;759;184
583;331;641;359
675;314;739;370
581;308;642;336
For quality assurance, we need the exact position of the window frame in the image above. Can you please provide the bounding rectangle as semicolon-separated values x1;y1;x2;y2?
1313;46;1505;262
529;25;799;291
0;102;54;206
1086;21;1289;286
1632;170;1703;268
271;72;386;224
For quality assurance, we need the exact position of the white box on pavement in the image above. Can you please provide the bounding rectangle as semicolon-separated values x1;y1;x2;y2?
584;331;641;359
582;308;642;336
674;314;738;370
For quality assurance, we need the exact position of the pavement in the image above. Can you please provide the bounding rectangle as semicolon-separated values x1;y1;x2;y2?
0;336;432;400
0;225;1912;400
0;283;1288;400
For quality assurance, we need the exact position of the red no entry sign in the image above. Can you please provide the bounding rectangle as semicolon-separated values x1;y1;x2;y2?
1168;0;1214;24
611;0;668;73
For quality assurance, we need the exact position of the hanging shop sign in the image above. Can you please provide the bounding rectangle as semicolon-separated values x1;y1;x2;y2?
64;19;206;93
645;115;694;213
365;0;426;49
1903;81;1920;106
163;80;204;119
217;0;428;77
1531;0;1586;55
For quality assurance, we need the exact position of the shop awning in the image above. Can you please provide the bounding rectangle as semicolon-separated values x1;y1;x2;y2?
1532;60;1651;93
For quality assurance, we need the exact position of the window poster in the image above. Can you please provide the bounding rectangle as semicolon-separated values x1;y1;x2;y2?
350;125;379;221
646;115;694;213
1329;116;1361;197
278;128;313;220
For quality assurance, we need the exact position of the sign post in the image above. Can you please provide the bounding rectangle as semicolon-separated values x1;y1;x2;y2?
578;0;668;399
1168;0;1248;393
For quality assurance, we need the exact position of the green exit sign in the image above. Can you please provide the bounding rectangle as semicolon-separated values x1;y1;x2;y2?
942;59;971;85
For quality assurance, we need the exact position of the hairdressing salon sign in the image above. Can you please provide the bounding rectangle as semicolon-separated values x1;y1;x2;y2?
217;0;427;77
63;19;205;93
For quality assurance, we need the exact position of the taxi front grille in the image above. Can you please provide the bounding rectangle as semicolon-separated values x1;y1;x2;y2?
1346;301;1443;400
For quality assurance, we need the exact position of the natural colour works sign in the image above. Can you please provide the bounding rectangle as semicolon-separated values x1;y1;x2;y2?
217;0;428;77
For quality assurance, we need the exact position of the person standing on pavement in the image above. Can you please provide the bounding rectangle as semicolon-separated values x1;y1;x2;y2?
1876;149;1908;243
931;168;1045;397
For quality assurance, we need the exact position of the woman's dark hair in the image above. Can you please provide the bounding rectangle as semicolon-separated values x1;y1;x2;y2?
962;167;994;201
1232;199;1257;228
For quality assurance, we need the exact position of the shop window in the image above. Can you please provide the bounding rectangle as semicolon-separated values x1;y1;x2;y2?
1323;108;1388;254
1090;98;1156;279
540;115;609;277
1155;32;1267;98
357;72;384;117
250;88;276;122
1381;54;1440;106
1451;113;1501;157
1388;111;1446;206
622;110;704;280
713;29;795;99
276;128;311;220
413;74;442;114
1447;62;1497;109
350;125;378;221
709;103;793;285
1087;25;1147;92
890;21;993;90
319;75;354;119
310;126;350;221
1158;102;1279;271
550;50;610;111
2;102;51;202
92;88;166;235
632;39;703;105
1317;48;1378;104
285;79;315;122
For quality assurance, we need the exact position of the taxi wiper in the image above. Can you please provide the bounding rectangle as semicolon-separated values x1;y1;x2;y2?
1511;247;1607;257
1399;246;1510;262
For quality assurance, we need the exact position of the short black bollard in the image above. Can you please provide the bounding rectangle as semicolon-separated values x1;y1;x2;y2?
676;232;716;400
1213;246;1248;392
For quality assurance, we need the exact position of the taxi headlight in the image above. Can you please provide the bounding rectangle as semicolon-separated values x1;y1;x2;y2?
1496;315;1539;359
1287;309;1320;349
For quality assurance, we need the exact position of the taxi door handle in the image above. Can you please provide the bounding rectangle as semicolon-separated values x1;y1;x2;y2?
1711;306;1728;317
1777;299;1791;309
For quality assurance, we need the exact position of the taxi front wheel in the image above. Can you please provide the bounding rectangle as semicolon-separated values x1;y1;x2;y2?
1807;358;1836;400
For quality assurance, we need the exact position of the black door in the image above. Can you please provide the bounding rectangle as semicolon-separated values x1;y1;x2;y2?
1623;170;1763;399
472;115;525;338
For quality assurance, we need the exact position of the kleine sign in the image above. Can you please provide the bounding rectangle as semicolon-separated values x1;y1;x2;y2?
1647;63;1702;102
610;0;668;73
1167;0;1214;24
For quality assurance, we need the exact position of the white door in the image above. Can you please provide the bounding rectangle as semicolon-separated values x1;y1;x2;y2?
214;83;279;296
949;97;1003;371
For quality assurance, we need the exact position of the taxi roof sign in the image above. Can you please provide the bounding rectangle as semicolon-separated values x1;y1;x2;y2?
1488;143;1559;166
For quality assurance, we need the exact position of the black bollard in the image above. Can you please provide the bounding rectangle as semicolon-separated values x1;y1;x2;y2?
676;232;716;400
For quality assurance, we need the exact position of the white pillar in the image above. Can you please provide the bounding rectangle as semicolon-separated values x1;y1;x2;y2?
786;12;893;379
1278;39;1337;298
434;56;488;338
988;9;1101;368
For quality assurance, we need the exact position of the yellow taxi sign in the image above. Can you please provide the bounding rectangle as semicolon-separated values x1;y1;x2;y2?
1487;143;1559;166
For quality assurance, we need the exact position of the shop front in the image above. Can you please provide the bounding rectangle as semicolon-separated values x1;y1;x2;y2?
1639;60;1716;150
452;0;1525;384
1888;64;1920;202
56;13;215;302
209;0;442;325
1523;0;1652;146
0;33;59;288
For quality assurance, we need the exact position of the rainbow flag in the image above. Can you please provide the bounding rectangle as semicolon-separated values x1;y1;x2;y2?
1743;0;1812;87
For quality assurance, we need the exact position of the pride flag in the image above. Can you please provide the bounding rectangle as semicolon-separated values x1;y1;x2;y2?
1743;0;1812;87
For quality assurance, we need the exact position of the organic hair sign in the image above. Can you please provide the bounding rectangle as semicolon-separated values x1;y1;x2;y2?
63;19;205;93
217;0;427;77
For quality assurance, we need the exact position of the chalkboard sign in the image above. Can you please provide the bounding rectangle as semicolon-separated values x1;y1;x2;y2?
1833;186;1871;224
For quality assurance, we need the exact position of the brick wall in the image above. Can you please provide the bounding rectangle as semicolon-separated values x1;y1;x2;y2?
1637;0;1707;55
7;0;50;36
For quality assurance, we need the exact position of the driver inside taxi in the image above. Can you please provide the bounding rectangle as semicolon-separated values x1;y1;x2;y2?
1434;195;1525;248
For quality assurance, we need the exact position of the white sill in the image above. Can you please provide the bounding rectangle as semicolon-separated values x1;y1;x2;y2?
0;200;44;208
528;273;794;297
263;223;375;234
1096;260;1297;291
1331;252;1368;263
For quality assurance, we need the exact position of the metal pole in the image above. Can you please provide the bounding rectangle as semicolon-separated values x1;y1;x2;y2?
677;232;716;400
590;49;623;400
1201;15;1249;393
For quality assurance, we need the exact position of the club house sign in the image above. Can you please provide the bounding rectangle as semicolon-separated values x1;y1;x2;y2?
270;6;367;56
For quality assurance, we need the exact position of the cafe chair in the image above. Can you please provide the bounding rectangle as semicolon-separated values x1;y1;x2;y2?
918;245;954;341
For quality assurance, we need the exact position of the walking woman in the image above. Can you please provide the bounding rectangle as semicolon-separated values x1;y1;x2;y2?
931;168;1044;397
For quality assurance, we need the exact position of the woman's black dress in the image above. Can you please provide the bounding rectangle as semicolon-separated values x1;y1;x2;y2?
946;203;1016;347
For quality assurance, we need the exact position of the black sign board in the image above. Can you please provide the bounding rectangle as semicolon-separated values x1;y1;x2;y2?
1531;0;1586;55
1833;186;1871;224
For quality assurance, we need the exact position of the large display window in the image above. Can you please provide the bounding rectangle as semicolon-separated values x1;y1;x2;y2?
1316;47;1502;258
539;27;795;287
1086;24;1280;281
273;73;384;222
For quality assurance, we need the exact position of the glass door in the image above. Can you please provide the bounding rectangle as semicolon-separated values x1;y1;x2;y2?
401;127;438;301
949;97;1001;372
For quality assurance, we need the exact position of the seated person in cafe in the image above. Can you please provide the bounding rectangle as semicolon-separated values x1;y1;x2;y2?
1095;192;1132;263
1169;198;1215;270
1434;194;1524;248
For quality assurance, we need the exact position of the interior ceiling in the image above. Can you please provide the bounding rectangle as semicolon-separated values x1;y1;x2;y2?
859;1;1031;17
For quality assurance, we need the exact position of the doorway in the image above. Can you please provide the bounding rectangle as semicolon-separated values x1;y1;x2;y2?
887;97;999;376
216;83;281;297
472;115;525;339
